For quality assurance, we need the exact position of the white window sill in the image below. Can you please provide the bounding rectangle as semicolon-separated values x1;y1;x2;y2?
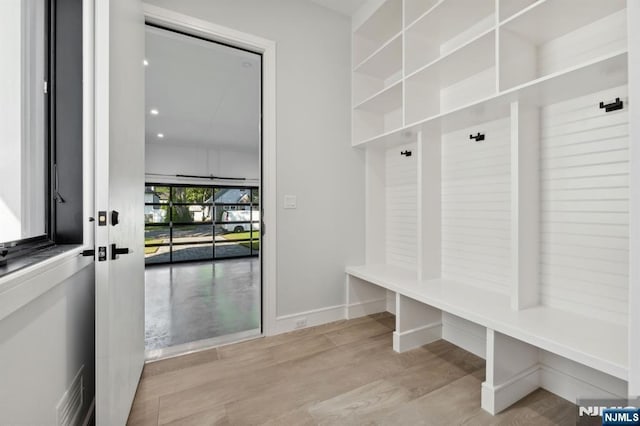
0;246;92;321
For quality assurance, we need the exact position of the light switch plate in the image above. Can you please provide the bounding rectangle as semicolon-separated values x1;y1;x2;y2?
284;195;297;209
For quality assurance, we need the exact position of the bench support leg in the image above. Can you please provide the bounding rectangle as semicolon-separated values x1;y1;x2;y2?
481;329;541;414
345;275;387;319
393;294;442;353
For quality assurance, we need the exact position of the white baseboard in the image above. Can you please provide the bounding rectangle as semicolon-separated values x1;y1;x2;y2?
540;365;625;403
539;351;627;400
442;313;486;359
480;356;626;415
393;322;442;353
345;298;386;320
481;365;541;415
273;304;346;335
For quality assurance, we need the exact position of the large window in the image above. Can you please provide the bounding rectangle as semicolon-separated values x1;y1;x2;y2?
145;184;260;265
0;0;84;272
0;0;50;264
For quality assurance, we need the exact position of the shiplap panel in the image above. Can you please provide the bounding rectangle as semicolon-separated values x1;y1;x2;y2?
542;174;629;191
442;117;511;294
542;233;629;252
540;252;628;277
542;244;628;263
538;10;627;77
540;86;629;324
385;142;418;269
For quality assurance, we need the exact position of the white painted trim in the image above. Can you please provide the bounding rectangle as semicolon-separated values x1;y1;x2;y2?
481;365;541;415
482;360;627;416
392;322;442;353
83;0;95;251
0;248;92;321
540;365;625;403
142;4;278;336
273;304;345;335
345;298;387;320
628;0;640;398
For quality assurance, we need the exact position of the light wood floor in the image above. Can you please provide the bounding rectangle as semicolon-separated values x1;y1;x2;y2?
128;313;576;425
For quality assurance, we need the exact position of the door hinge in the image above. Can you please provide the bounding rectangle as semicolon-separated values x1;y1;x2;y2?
44;80;48;94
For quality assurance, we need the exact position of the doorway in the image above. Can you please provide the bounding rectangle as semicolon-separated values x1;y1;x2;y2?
143;25;262;358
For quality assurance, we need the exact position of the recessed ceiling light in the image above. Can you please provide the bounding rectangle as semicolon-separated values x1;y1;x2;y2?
143;59;149;66
157;133;164;139
242;61;252;68
150;109;159;115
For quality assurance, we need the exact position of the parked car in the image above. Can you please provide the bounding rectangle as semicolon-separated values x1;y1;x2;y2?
220;210;260;233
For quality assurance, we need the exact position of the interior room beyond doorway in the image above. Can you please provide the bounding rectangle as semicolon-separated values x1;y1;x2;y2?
143;24;262;356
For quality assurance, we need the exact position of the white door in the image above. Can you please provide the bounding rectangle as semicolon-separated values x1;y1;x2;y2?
93;0;145;424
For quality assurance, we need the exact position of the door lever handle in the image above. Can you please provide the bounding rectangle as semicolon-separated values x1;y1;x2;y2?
111;243;130;260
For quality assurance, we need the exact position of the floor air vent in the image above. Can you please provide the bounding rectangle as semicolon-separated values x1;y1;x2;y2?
56;365;84;426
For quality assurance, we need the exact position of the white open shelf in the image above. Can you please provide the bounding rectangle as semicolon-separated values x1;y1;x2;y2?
405;0;495;74
353;81;403;145
355;50;627;148
499;0;627;90
354;80;402;113
501;0;626;39
353;32;403;105
346;264;628;381
353;32;402;78
405;29;496;125
353;0;402;65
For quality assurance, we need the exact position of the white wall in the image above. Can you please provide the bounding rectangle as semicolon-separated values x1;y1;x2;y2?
145;0;365;317
146;143;259;181
0;265;95;425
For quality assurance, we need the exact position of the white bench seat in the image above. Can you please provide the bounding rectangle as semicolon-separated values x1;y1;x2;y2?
346;263;628;382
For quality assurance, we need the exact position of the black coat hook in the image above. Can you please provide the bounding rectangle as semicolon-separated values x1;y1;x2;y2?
401;150;412;157
599;97;623;112
469;133;485;142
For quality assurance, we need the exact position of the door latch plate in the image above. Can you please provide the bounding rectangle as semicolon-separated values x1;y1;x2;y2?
98;246;107;261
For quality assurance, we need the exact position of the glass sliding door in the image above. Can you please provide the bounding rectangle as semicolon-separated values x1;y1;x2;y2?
145;183;260;265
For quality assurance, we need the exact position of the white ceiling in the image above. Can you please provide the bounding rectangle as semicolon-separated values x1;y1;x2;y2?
145;26;261;150
309;0;367;16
